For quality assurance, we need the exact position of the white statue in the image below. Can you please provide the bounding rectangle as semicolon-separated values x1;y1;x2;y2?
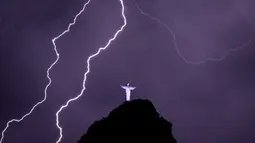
121;83;136;101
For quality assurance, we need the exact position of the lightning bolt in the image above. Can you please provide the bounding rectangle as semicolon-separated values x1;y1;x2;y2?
55;0;127;142
0;0;92;143
134;0;254;65
3;0;250;142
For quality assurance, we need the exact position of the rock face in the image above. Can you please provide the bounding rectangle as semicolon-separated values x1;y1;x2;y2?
78;99;177;143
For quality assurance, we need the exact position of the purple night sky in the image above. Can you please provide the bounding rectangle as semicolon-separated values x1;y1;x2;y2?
0;0;255;142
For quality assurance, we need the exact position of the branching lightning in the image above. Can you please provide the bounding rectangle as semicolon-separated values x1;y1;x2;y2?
0;54;58;143
134;0;254;65
0;1;92;143
2;0;252;142
55;0;127;143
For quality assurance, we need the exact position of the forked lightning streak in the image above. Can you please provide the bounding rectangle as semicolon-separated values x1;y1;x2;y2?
55;0;127;143
2;0;251;143
0;0;91;143
134;0;254;65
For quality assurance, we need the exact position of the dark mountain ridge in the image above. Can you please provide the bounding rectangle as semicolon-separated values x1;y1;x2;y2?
78;99;177;143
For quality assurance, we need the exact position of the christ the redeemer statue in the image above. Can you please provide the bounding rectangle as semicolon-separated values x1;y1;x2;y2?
121;83;136;101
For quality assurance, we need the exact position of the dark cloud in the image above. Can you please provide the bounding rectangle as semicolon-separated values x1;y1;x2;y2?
0;0;255;143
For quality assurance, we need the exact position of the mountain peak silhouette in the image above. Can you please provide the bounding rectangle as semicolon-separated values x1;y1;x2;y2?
78;99;177;143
